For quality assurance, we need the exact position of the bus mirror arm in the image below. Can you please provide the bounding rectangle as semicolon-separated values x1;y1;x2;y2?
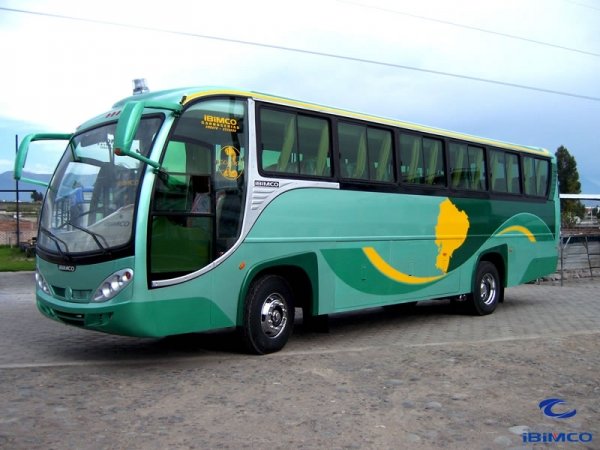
114;145;162;170
14;133;72;187
156;167;171;183
114;100;182;171
112;102;161;169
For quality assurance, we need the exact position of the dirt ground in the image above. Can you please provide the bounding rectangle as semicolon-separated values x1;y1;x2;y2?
0;274;598;449
1;334;598;449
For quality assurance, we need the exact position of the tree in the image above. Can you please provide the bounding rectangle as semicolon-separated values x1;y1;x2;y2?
30;191;43;202
555;145;585;226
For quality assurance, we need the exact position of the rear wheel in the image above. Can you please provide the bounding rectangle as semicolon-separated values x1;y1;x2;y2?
241;275;294;354
468;261;503;315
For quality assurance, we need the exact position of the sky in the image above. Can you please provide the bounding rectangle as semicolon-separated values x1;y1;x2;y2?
1;0;599;193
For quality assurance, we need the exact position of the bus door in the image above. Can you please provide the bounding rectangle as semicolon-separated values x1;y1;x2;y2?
148;98;246;283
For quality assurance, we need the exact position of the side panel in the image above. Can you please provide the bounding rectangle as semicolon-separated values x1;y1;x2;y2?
244;188;557;313
34;185;558;336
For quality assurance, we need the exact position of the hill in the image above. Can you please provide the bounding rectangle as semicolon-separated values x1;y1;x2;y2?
0;171;51;201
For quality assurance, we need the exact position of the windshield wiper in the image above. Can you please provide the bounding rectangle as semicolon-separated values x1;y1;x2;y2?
61;221;110;254
40;226;70;259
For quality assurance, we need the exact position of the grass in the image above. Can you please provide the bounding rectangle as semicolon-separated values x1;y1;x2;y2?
0;245;36;271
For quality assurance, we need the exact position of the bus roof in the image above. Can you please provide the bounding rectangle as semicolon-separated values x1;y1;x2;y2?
88;86;550;157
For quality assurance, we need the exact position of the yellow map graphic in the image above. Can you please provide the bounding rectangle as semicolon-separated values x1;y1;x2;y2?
435;199;470;273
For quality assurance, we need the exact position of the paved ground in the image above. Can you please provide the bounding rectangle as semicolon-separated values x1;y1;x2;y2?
0;272;599;449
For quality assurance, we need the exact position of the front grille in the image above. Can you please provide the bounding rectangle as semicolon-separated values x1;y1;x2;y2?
72;289;92;301
51;286;92;303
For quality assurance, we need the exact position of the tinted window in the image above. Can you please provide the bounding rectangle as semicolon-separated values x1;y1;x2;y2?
260;108;332;177
523;156;549;197
338;122;394;182
490;150;520;194
400;134;445;186
449;143;486;191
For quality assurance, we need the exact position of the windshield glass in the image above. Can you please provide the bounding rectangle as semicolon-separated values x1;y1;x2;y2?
38;117;163;255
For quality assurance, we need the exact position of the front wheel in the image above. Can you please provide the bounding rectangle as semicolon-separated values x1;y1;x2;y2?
241;275;295;354
468;261;503;315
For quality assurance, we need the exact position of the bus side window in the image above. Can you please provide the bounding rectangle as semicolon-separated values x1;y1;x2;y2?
523;156;535;196
338;122;367;180
535;159;549;196
449;143;469;189
260;108;332;178
400;134;444;186
523;156;549;197
423;138;444;186
339;123;394;182
369;128;394;182
449;143;488;190
506;153;521;194
400;134;422;184
490;150;508;193
298;115;331;177
468;146;486;191
260;109;297;174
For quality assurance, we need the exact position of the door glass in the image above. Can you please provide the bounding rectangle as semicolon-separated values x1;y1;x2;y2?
150;98;247;280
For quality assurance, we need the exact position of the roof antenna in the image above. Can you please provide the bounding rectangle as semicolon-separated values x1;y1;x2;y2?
132;78;149;95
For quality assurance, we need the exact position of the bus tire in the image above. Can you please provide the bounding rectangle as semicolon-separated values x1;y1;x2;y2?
241;274;295;355
469;261;502;315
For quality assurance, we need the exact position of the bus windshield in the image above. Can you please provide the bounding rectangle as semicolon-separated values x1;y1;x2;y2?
38;117;163;255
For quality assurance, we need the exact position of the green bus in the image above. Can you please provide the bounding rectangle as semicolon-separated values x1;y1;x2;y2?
15;87;559;354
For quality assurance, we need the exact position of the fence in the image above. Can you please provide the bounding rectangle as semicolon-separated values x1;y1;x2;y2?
558;231;600;283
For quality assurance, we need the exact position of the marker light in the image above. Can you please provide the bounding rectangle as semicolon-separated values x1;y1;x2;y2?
132;78;149;95
92;268;134;302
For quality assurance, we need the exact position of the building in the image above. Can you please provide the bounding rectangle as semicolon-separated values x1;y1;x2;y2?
0;214;37;246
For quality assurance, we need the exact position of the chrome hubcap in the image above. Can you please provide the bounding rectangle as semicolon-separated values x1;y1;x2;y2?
260;293;288;338
480;273;497;306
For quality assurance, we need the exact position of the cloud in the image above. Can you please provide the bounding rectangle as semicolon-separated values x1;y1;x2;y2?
1;0;599;193
0;159;13;173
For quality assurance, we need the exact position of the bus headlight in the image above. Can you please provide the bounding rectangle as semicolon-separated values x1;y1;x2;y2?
92;269;134;302
35;269;51;295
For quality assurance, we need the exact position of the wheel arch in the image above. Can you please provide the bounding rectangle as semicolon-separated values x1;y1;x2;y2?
475;245;507;290
237;252;318;325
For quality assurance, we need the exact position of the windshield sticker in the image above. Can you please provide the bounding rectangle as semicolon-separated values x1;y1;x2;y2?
201;114;241;133
218;146;243;180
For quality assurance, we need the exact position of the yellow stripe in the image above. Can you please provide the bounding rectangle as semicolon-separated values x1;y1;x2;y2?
363;247;445;285
497;225;536;242
180;89;550;157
